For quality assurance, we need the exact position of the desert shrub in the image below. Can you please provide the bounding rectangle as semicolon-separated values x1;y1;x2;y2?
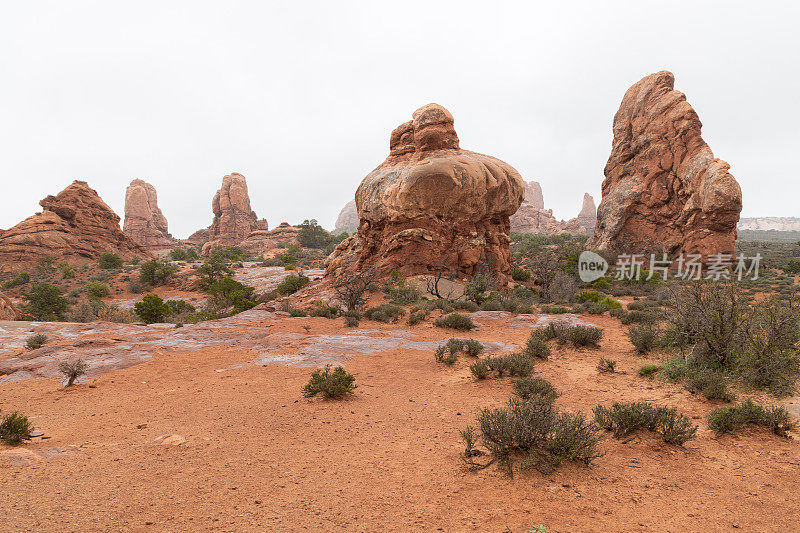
434;313;475;331
513;376;559;403
434;345;459;364
596;357;616;373
523;331;551;359
540;305;571;314
134;294;171;324
196;256;234;286
297;219;339;249
464;272;494;304
98;252;123;269
628;324;659;354
310;303;338;318
1;272;31;289
208;246;248;262
687;369;735;402
58;359;88;386
37;255;56;274
21;283;68;321
96;306;136;323
128;279;147;294
415;299;454;314
589;277;612;290
59;263;76;279
594;401;697;445
541;271;580;303
333;268;377;312
363;303;405;323
708;399;797;437
638;364;659;377
302;365;356;399
462;338;484;357
0;411;32;445
487;353;534;377
85;280;111;298
562;325;603;347
289;308;308;317
436;338;484;363
451;300;479;312
66;300;101;323
621;310;658;325
512;285;539;304
139;260;177;286
385;276;421;305
463;396;602;475
479;299;503;311
343;311;360;327
511;266;531;282
169;247;199;261
206;278;257;314
470;358;491;379
25;333;48;350
407;309;429;326
276;273;310;296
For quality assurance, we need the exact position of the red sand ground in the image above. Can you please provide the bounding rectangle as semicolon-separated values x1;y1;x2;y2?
2;313;800;532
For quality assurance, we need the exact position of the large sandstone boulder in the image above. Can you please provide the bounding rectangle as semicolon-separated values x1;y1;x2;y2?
588;71;742;257
574;193;597;233
199;173;268;255
239;222;301;257
510;180;587;236
326;103;524;281
0;180;150;273
333;200;358;235
123;179;176;250
0;291;22;321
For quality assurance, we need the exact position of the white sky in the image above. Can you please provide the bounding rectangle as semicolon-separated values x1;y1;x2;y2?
1;1;797;237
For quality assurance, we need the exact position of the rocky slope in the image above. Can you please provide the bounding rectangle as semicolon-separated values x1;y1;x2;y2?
588;71;742;257
122;179;176;250
510;181;594;236
0;180;150;273
326;103;524;281
239;222;301;258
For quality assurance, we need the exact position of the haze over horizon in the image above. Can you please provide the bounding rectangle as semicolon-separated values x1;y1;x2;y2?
1;1;797;238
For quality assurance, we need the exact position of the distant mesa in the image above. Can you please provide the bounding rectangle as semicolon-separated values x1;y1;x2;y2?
326;103;524;281
737;217;800;232
333;200;358;235
510;181;595;236
123;179;177;250
588;71;742;257
0;180;150;273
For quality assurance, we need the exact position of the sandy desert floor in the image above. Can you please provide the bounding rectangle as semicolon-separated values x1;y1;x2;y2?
2;310;800;532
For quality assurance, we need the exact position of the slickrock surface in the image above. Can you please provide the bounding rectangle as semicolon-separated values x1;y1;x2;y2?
326;104;524;281
123;179;176;250
333;200;359;235
588;71;742;256
0;180;150;273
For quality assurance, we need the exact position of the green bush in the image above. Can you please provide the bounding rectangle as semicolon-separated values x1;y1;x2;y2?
25;334;48;350
196;256;234;286
540;305;571;314
470;359;491;379
513;376;559;403
59;263;76;279
558;325;603;347
486;353;534;377
206;278;257;315
310;303;339;318
594;401;697;445
621;310;658;325
463;396;602;475
343;311;360;327
169;247;199;261
628;324;659;354
596;357;616;373
139;260;177;286
58;359;88;387
523;331;551;359
289;308;308;317
276;274;310;295
0;411;33;445
434;313;475;331
302;365;356;399
708;399;797;437
451;300;479;312
363;303;405;323
21;283;68;321
98;252;123;269
134;294;171;324
297;219;342;249
385;277;421;305
85;280;111;298
435;338;484;364
407;309;429;326
638;364;659;377
687;370;735;402
511;267;531;282
1;272;30;289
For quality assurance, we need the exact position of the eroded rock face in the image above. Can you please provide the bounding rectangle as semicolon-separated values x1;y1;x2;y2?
123;179;176;250
239;222;301;257
575;193;596;233
588;71;742;256
0;180;150;273
0;291;21;321
333;200;358;235
326;103;524;281
199;173;267;254
510;180;586;235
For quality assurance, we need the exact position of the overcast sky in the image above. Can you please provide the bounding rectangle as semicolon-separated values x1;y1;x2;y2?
1;1;797;238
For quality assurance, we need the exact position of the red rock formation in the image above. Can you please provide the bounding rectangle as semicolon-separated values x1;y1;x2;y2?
199;173;268;255
333;200;358;235
588;71;742;257
123;179;176;250
0;291;22;321
239;222;301;257
575;193;597;233
326;103;524;281
0;180;150;273
510;180;586;236
185;228;210;246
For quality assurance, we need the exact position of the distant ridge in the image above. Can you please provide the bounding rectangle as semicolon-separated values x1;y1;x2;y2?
738;217;800;231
